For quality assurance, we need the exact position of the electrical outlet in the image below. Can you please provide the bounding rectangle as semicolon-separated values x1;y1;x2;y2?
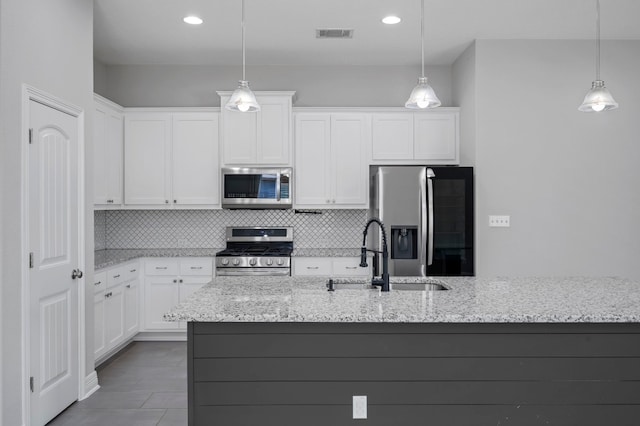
489;215;510;227
353;395;367;419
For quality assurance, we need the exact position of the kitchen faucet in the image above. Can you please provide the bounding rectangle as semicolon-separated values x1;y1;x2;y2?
360;218;390;292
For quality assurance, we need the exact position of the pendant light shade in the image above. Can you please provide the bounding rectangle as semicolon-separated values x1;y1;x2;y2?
578;0;618;113
225;0;260;112
406;77;441;109
227;80;260;112
578;80;618;112
405;0;440;109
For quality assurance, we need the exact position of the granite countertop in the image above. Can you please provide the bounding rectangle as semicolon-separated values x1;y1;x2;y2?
95;247;364;269
95;248;222;270
163;275;640;323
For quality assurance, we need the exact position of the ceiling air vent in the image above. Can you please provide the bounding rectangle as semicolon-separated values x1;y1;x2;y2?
316;28;354;39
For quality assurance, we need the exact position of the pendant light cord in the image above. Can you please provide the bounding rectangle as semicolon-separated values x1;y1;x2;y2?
242;0;246;81
595;0;600;81
420;0;425;78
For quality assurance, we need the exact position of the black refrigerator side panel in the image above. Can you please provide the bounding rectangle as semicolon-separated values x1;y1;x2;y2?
427;167;474;276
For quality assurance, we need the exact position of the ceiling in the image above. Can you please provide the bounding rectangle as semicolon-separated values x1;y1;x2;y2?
94;0;640;67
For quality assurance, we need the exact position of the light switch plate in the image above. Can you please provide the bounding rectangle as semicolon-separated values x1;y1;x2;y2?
489;215;510;227
353;395;367;419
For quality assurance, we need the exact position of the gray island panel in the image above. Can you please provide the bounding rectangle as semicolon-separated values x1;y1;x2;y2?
188;322;640;426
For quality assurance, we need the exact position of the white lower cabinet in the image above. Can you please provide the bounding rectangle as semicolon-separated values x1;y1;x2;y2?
143;257;212;331
293;257;371;277
94;262;139;361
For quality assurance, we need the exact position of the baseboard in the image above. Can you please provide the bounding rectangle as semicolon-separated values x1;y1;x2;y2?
80;370;100;400
134;331;187;341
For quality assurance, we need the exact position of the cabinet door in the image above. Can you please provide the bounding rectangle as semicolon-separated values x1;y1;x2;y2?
124;113;171;204
330;114;369;207
371;113;414;160
93;106;109;204
93;291;106;359
106;112;124;204
104;284;125;349
123;279;139;338
294;114;331;206
172;113;220;205
144;276;179;330
220;100;258;164
414;112;458;163
258;96;290;164
177;277;210;330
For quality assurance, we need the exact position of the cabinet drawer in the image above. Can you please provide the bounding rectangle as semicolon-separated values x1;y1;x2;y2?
93;271;107;293
332;258;370;277
293;258;332;276
123;261;139;281
145;259;179;276
179;258;213;276
107;265;128;288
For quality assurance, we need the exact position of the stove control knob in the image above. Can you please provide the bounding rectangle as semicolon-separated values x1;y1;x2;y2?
249;258;257;266
233;258;241;266
221;258;229;266
265;258;273;266
276;258;284;266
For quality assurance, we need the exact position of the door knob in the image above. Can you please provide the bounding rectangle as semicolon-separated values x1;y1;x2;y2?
71;269;83;279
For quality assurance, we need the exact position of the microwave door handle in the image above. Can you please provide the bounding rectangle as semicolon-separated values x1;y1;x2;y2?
276;172;281;201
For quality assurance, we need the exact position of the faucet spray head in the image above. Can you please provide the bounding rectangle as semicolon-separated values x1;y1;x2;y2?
359;247;368;267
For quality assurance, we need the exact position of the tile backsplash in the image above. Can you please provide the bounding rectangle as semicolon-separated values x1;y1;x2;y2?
95;209;368;249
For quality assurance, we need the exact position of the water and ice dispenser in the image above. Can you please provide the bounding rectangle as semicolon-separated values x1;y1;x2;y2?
390;226;418;260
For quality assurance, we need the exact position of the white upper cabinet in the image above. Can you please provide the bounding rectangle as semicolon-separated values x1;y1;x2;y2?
124;113;171;205
295;113;369;208
218;92;295;166
171;113;220;205
94;95;124;207
371;109;459;165
124;110;219;207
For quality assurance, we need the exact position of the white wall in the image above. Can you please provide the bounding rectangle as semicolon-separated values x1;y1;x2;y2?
472;40;640;279
452;41;477;167
97;64;453;108
0;0;94;424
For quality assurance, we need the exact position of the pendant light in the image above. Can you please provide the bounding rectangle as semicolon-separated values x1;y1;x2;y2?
405;0;441;109
225;0;260;112
578;0;618;112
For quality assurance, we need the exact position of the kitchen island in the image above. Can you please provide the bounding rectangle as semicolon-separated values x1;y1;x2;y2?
165;276;640;426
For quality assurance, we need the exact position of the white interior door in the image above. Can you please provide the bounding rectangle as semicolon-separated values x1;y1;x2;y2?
29;99;80;425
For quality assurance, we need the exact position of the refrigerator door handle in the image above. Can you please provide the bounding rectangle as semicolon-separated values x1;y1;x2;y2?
426;168;435;267
419;169;428;274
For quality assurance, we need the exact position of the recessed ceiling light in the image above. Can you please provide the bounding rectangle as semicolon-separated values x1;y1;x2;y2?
382;15;401;25
183;16;203;25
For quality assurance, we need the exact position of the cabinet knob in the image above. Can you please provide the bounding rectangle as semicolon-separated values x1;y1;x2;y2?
179;279;183;283
173;279;177;283
126;284;131;288
165;200;169;204
94;281;102;286
173;200;177;204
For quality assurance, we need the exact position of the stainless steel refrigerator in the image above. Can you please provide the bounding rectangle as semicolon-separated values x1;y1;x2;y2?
369;166;474;276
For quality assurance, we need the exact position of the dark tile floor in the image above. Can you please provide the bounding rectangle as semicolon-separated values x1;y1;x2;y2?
47;341;187;426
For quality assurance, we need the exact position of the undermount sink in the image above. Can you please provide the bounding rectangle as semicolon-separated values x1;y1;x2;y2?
327;277;449;291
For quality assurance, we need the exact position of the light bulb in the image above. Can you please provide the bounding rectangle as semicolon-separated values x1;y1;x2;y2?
592;103;606;112
237;103;250;112
417;99;429;108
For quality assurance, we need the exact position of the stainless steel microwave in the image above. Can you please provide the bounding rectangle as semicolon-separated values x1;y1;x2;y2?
221;167;293;209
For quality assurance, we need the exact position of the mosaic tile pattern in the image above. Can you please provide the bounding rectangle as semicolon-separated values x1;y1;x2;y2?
100;209;368;249
94;211;107;251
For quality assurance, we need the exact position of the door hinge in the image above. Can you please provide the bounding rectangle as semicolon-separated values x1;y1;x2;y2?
28;128;33;144
30;376;34;393
29;252;34;269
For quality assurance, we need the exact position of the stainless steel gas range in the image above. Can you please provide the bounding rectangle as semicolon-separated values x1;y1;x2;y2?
215;227;293;276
